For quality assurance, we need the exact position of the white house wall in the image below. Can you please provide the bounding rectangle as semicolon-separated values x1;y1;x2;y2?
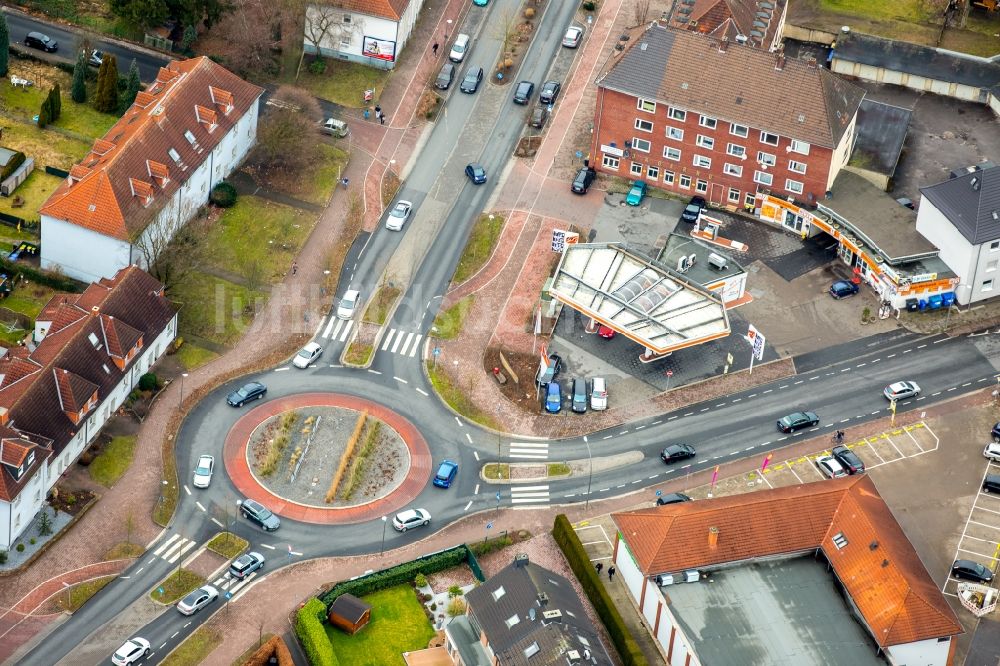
885;637;951;666
304;1;426;68
826;115;858;192
40;215;132;283
0;466;46;550
915;198;987;304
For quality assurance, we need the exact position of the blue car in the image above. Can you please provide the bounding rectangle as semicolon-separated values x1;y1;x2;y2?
829;280;859;299
473;0;489;5
625;180;647;206
433;460;459;488
465;163;487;184
545;381;562;413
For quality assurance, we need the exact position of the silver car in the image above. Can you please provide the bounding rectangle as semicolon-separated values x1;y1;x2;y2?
192;455;214;488
816;455;847;479
883;381;920;400
386;200;412;231
293;341;323;368
562;26;584;48
177;585;218;615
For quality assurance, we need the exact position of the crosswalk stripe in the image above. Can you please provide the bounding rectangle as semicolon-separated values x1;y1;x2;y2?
510;492;550;498
511;497;550;504
381;329;395;350
153;534;180;556
166;540;196;564
511;485;549;491
399;332;414;355
510;442;548;449
228;573;256;594
409;335;423;357
391;331;404;353
510;453;548;459
338;320;353;342
322;317;337;339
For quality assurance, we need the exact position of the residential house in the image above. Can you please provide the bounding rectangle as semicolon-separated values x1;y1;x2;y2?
39;57;264;283
916;164;1000;305
0;266;177;550
591;22;865;211
669;0;787;51
304;1;424;69
442;554;613;666
611;475;962;666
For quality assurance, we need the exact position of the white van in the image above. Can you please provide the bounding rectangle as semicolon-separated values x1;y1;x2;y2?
449;34;471;63
337;290;361;320
590;377;608;410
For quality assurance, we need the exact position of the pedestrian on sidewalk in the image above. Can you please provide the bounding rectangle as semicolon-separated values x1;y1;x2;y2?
432;42;439;56
375;105;382;119
291;261;297;275
380;114;387;126
341;177;349;189
608;566;616;581
595;562;603;575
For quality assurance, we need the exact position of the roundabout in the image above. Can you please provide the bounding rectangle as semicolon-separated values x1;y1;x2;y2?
223;393;433;524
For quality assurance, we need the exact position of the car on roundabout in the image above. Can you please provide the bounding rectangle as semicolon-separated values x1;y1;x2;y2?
293;342;323;368
177;585;218;615
433;460;459;488
192;455;214;488
227;381;266;407
240;498;280;531
393;508;431;531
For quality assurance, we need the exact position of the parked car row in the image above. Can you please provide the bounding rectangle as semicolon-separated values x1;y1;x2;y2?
544;376;608;414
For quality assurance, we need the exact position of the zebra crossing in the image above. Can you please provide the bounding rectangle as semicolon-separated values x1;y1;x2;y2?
380;328;423;358
152;534;197;564
211;570;259;599
510;485;550;506
508;441;549;460
320;317;354;343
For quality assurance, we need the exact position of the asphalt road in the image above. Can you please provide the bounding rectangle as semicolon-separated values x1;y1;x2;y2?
2;7;171;81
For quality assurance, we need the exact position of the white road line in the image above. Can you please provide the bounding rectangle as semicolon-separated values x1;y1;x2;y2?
338;320;353;342
667;416;678;421
636;424;646;429
135;567;144;574
619;430;629;435
716;403;726;408
368;369;382;375
963;382;972;387
160;643;167;650
511;485;549;491
465;433;472;444
509;453;548;459
153;534;180;556
473;451;480;461
274;367;289;372
290;551;303;556
322;317;337;339
732;399;741;403
260;543;275;550
933;338;948;344
400;332;415;355
165;540;196;564
794;380;804;385
381;329;395;351
463;501;473;511
195;501;206;512
917;344;927;349
871;358;881;363
887;353;896;358
684;412;694;416
902;349;912;354
171;632;179;639
648;475;660;480
748;394;757;398
455;417;462;426
416;388;428;396
779;385;789;389
474;484;480;494
856;363;867;368
603;435;612;440
211;518;224;528
652;420;662;425
394;376;408;384
409;335;423;357
763;389;773;394
700;408;709;412
391;332;404;353
183;485;191;496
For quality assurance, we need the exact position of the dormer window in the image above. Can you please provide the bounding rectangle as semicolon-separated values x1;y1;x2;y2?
168;148;182;164
25;450;34;468
195;105;218;132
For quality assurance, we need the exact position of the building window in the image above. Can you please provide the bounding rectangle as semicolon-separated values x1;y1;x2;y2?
679;174;692;188
602;155;620;169
666;126;684;141
785;179;804;194
699;115;717;129
757;151;776;166
984;279;995;292
790;139;811;155
695;179;708;193
696;134;715;149
745;192;756;208
668;106;686;121
664;147;681;161
635;118;653;133
728;187;741;202
340;39;351;49
632;138;651;153
693;155;711;168
647;165;660;180
663;170;675;185
630;162;643;175
760;131;780;146
727;143;746;157
788;159;807;174
991;241;1000;251
343;13;352;23
730;123;749;137
637;99;656;113
724;163;743;177
755;170;773;186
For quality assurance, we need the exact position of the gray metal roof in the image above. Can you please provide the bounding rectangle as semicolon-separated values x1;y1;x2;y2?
464;558;613;665
920;165;1000;245
820;171;937;261
849;99;911;177
833;30;1000;91
657;233;745;286
443;616;491;666
665;557;885;666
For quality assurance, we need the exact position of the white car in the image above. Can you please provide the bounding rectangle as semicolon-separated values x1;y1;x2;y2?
392;508;431;531
177;585;218;615
112;637;150;665
337;290;360;320
590;377;608;410
293;341;323;368
562;26;584;48
449;33;470;62
883;381;921;401
984;442;1000;462
386;200;413;231
816;455;848;479
192;455;214;488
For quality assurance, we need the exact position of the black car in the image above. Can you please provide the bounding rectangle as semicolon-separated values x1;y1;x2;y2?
680;195;706;223
229;551;265;580
571;377;587;413
984;474;1000;494
777;411;819;433
830;445;865;474
240;499;280;531
529;106;548;129
25;32;58;52
660;443;696;464
536;352;562;385
992;422;1000;441
227;381;266;407
829;280;860;299
435;63;456;90
571;167;596;194
655;492;692;506
465;163;486;184
460;66;483;93
952;559;994;583
539;80;561;105
513;80;534;105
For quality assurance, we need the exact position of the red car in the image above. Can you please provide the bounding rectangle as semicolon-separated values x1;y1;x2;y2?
598;325;615;339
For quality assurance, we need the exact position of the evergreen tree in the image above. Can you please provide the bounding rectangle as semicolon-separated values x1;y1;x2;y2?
0;15;8;78
51;84;61;120
121;59;141;111
71;52;87;103
94;55;119;113
37;101;50;129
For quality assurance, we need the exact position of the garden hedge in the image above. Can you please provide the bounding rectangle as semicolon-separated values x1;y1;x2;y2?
294;598;339;666
552;514;648;666
209;181;237;208
0;258;83;293
320;547;468;606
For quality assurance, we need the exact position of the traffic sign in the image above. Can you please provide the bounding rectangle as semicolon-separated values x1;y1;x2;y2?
433;347;441;356
486;522;493;530
496;491;501;501
655;490;662;496
225;591;233;600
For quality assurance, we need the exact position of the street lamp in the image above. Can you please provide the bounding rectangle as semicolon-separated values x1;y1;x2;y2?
379;516;389;555
179;372;188;407
584;436;593;511
444;19;452;42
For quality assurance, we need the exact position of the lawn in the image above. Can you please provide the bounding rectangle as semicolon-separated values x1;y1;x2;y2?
203;196;315;286
150;568;204;605
344;341;374;366
57;575;116;612
452;214;505;285
431;296;474;339
104;542;144;560
1;282;56;321
325;585;435;666
363;284;401;325
0;171;63;220
296;59;391;108
0;74;119;140
207;532;249;559
302;143;348;206
88;435;137;487
1;114;92;170
174;342;219;371
173;272;264;347
161;626;222;666
426;361;500;430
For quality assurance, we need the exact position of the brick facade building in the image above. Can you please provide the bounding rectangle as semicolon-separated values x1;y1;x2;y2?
591;23;865;211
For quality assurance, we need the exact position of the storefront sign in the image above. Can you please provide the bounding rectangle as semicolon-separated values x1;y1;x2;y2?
909;273;938;284
552;230;578;252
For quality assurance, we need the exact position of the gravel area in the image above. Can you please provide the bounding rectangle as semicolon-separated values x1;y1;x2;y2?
247;406;409;507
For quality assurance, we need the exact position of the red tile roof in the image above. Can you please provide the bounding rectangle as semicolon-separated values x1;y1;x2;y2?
0;436;51;503
40;57;263;241
612;475;962;647
330;0;410;20
671;0;787;49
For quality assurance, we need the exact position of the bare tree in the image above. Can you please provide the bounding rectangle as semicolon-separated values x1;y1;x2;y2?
247;85;323;183
202;0;302;79
130;213;210;295
492;9;519;67
633;0;651;25
303;4;360;59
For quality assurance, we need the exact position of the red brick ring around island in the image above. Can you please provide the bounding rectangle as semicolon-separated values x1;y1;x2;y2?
223;393;433;524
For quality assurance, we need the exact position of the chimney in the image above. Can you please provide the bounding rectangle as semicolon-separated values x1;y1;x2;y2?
775;52;786;70
537;591;549;606
0;405;8;425
708;526;719;549
91;306;100;317
514;553;529;568
718;37;728;53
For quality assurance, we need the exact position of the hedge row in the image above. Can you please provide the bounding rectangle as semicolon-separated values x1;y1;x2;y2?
294;598;339;666
552;514;649;666
0;258;84;293
241;635;293;666
319;546;468;606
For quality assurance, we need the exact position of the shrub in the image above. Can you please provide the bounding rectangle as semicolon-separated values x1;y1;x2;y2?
16;543;24;552
447;597;466;617
37;510;53;536
138;373;158;391
552;514;648;666
321;547;469;604
0;549;6;564
210;181;238;208
582;0;597;9
469;535;513;557
430;602;437;611
29;537;36;545
448;585;463;598
414;573;428;588
308;58;327;75
294;598;338;666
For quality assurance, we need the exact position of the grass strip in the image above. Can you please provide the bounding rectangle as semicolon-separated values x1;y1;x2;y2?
363;284;401;325
547;462;571;477
150;568;204;605
206;532;249;560
426;361;500;430
482;463;510;480
341;422;381;500
327;411;367;502
88;436;137;487
161;626;223;666
343;341;373;366
452;214;505;285
57;575;116;612
430;296;474;340
103;542;144;560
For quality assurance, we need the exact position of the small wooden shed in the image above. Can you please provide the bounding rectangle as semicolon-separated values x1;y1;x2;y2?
327;593;372;635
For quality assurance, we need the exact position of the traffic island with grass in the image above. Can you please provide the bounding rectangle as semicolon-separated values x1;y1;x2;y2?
160;626;223;666
430;296;474;340
452;214;505;286
363;284;402;326
425;361;501;430
206;532;249;560
343;340;374;367
55;575;116;613
150;569;204;605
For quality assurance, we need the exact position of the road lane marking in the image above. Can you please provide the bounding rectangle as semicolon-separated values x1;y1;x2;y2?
465;433;472;443
183;485;191;496
367;369;382;375
416;388;428;396
455;417;462;426
474;484;480;494
473;451;479;461
393;376;408;384
260;544;275;550
211;518;224;528
463;501;472;511
195;501;206;512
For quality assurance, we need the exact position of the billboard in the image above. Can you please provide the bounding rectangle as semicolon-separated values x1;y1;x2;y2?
363;36;396;62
